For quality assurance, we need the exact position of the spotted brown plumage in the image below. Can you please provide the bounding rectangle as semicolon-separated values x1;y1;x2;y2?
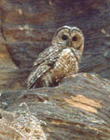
27;25;84;88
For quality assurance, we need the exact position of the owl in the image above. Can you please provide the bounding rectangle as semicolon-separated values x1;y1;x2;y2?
27;25;84;89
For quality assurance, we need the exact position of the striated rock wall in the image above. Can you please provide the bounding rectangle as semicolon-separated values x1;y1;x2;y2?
0;1;110;139
0;0;110;90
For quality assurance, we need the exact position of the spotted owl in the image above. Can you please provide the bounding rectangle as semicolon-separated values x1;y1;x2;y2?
27;25;84;89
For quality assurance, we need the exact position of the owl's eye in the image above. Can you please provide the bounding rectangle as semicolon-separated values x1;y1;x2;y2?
62;35;68;40
72;36;77;41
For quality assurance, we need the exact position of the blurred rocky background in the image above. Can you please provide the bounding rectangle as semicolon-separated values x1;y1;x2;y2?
0;0;110;90
0;0;110;139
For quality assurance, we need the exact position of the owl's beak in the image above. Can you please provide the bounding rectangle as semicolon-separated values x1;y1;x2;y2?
68;40;72;47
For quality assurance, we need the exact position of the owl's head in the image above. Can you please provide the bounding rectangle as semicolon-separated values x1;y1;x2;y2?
52;25;84;52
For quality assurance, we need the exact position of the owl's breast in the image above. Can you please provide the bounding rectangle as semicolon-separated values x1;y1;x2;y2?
56;48;78;71
41;48;79;86
51;48;79;82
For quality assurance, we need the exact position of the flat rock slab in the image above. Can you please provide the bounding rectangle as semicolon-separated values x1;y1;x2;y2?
1;73;110;140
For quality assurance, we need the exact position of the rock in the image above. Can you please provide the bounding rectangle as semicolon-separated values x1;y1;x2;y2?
0;1;110;139
0;0;110;90
0;109;47;140
1;73;110;140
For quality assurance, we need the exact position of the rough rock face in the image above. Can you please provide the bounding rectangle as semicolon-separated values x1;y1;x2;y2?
0;0;110;90
0;109;47;140
1;73;110;140
0;0;110;140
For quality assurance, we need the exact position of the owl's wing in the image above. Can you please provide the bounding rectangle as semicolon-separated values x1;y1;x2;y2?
27;64;50;89
27;45;60;89
33;45;60;66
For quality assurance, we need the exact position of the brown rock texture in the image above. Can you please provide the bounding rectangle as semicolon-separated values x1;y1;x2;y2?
1;73;110;140
0;0;110;90
0;0;110;139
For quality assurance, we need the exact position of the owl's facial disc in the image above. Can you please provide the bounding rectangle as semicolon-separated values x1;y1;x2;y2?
52;26;84;49
71;30;84;49
56;29;70;46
